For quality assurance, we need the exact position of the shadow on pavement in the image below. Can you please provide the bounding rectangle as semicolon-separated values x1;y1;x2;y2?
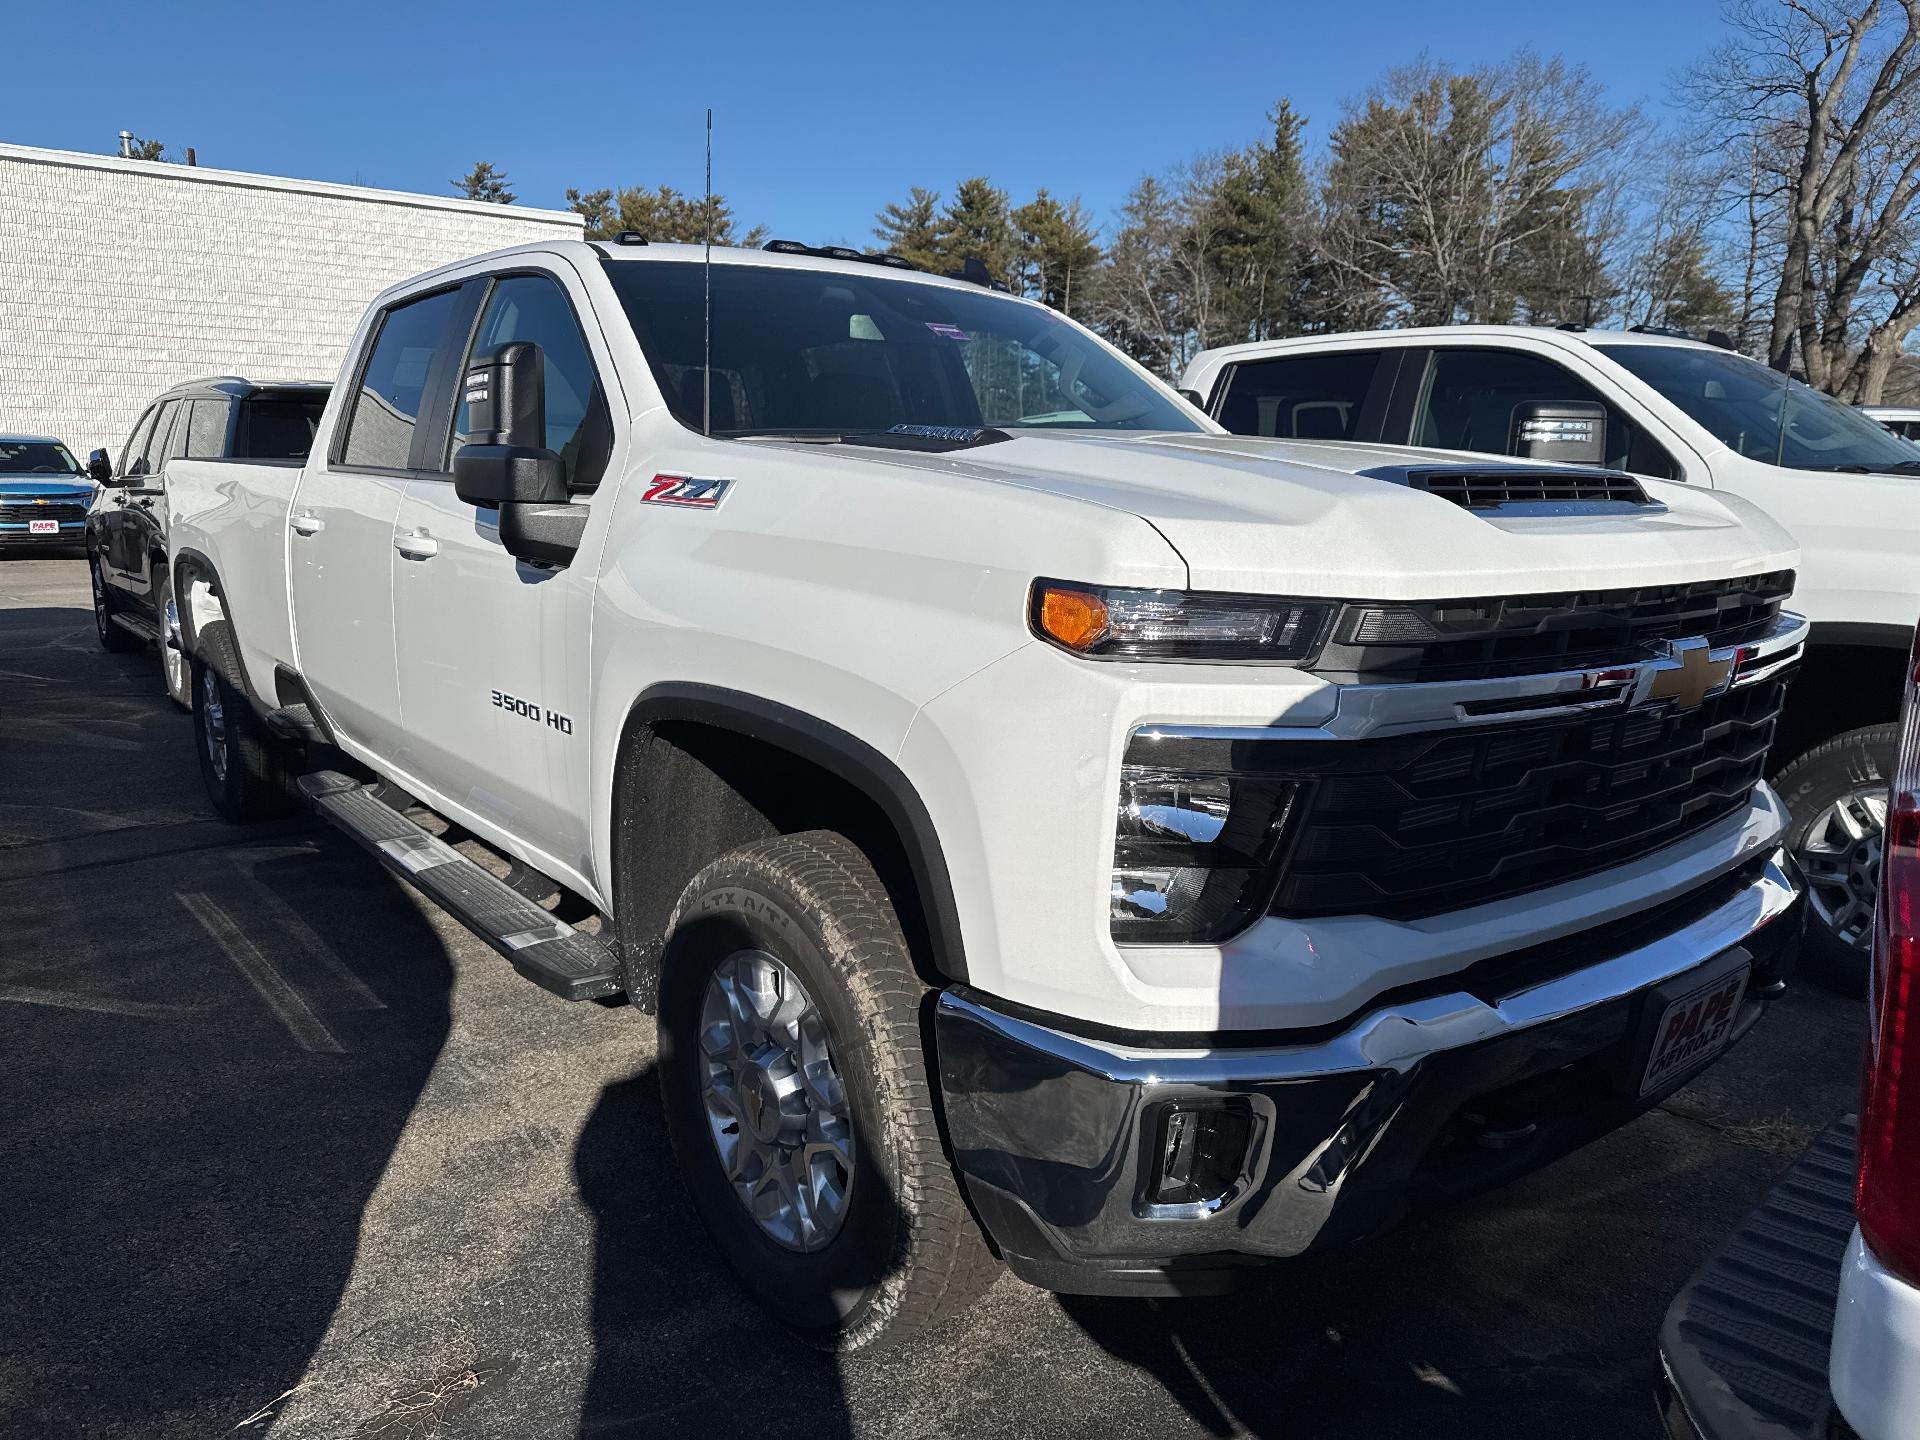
0;583;456;1437
574;1066;857;1439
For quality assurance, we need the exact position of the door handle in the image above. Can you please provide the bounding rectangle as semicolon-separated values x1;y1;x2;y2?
394;528;439;560
290;511;324;537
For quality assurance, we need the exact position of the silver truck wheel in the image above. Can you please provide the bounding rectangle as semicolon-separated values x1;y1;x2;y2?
699;948;855;1252
1776;723;1897;995
656;830;998;1351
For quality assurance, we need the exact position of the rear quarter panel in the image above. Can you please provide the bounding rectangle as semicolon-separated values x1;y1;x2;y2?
167;458;303;700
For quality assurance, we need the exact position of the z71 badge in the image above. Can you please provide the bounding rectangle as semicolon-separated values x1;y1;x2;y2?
641;474;732;509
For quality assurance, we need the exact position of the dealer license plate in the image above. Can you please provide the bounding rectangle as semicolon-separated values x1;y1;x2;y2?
28;520;58;535
1640;966;1750;1096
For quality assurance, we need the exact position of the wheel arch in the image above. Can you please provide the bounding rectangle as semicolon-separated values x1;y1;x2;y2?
1773;621;1913;773
609;684;968;1012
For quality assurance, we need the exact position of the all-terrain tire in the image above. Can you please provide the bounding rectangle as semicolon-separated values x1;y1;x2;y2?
191;620;300;823
656;830;999;1352
1775;723;1896;996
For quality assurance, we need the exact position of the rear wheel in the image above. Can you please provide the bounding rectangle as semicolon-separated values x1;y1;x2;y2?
656;830;997;1351
90;554;139;652
1777;723;1895;996
191;629;299;823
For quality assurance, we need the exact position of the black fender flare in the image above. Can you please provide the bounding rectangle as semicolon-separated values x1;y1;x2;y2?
1808;620;1913;651
615;683;969;987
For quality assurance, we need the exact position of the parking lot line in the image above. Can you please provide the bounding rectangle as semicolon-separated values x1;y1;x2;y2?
177;889;346;1054
227;858;388;1011
0;984;203;1020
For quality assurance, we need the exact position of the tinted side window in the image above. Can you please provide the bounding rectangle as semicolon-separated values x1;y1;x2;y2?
120;407;158;474
1218;352;1383;440
1412;348;1676;480
183;400;232;459
451;275;608;489
138;401;182;474
341;289;461;470
237;392;326;460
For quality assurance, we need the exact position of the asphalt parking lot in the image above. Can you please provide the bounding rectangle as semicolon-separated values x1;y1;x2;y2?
0;555;1869;1439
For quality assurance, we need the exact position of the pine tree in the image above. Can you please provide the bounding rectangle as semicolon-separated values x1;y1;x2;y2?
937;178;1018;286
565;184;762;245
873;187;945;270
1206;101;1312;343
1012;190;1102;314
453;161;516;204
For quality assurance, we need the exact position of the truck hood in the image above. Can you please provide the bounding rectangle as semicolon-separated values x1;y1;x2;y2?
0;479;94;499
801;430;1800;598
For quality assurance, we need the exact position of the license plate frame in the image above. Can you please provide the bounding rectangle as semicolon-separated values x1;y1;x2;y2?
28;519;59;535
1638;959;1751;1098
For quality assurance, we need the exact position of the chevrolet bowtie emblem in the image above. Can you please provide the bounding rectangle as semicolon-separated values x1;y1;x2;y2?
1641;639;1734;710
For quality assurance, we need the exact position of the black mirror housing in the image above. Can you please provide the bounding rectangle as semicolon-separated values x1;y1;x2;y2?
453;443;569;508
1511;400;1608;467
86;448;114;484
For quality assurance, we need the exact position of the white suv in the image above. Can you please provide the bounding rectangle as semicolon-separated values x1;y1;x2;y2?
1186;327;1920;990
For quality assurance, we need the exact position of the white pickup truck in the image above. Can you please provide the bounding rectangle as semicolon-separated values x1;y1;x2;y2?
169;237;1810;1348
1184;327;1920;991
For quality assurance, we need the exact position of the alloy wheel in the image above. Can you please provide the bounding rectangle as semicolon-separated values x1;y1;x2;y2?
1796;786;1886;952
698;949;855;1252
199;665;228;786
162;593;186;698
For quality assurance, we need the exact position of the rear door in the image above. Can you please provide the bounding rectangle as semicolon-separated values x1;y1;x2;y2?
109;400;178;583
1208;348;1397;443
290;284;476;760
389;266;613;883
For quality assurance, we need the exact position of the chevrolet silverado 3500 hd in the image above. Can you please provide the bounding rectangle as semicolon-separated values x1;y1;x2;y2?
168;237;1809;1348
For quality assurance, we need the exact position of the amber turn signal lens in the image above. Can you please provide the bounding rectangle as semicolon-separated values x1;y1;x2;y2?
1038;586;1111;651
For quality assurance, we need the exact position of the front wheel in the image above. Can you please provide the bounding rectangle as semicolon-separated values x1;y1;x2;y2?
153;565;190;709
1776;723;1896;996
656;831;997;1351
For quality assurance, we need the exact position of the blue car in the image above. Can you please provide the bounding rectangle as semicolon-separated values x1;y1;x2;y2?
0;435;95;555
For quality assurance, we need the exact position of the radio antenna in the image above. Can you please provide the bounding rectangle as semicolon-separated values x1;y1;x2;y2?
703;106;713;438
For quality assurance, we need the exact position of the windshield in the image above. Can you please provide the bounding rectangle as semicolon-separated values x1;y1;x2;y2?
0;440;81;476
607;259;1202;437
1605;343;1920;472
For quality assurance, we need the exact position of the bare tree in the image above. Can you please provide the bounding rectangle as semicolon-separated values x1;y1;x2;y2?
1692;0;1920;395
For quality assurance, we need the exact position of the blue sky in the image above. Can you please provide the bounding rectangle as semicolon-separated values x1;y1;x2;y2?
9;0;1732;244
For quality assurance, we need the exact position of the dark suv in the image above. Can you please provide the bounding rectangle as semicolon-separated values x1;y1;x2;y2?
86;376;328;706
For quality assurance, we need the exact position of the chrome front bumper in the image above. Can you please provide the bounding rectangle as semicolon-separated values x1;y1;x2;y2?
936;850;1805;1295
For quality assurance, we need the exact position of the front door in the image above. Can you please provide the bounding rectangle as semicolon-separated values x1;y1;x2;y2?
390;269;611;884
290;284;470;760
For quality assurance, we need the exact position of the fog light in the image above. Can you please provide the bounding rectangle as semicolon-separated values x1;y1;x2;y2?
1149;1102;1254;1208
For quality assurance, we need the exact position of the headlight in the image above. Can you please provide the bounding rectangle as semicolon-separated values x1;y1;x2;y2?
1031;580;1334;664
1110;764;1299;944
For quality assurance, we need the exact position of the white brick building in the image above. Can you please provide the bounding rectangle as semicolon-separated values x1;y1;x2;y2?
0;142;582;455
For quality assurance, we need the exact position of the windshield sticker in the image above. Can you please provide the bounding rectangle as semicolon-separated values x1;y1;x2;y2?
641;474;732;510
925;322;969;341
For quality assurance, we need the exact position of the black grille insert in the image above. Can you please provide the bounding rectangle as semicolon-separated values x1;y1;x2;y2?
1315;570;1793;684
0;501;87;525
1406;469;1652;509
1254;674;1791;919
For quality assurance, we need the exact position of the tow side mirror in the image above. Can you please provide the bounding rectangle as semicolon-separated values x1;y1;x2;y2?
451;340;584;568
1511;400;1608;467
87;448;115;484
452;341;567;508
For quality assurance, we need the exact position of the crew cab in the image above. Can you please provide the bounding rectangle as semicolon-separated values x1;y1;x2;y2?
85;376;327;706
0;434;93;555
1184;327;1920;991
169;238;1809;1349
